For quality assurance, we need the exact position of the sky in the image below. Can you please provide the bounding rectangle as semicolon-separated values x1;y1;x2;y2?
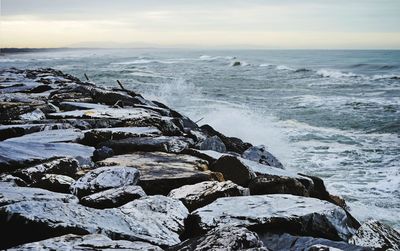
1;0;400;49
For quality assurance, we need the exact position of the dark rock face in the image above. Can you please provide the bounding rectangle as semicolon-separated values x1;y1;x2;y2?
187;195;358;241
168;181;249;211
242;145;284;169
171;226;265;251
183;149;226;164
197;135;227;153
349;220;400;250
70;166;140;197
259;232;370;251
9;234;163;251
98;152;218;195
92;146;114;162
200;124;252;154
32;174;75;193
80;185;146;209
249;175;309;197
0;195;188;249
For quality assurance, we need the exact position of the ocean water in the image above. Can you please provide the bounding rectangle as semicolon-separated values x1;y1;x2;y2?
1;49;399;229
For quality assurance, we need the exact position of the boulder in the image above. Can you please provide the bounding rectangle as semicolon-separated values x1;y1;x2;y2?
242;145;284;169
32;174;75;193
5;128;84;144
92;146;114;161
98;152;218;195
0;141;94;171
100;136;194;154
0;174;26;186
0;123;72;141
183;148;227;164
248;175;309;197
259;232;369;251
19;108;46;121
171;225;265;251
0;195;188;249
197;135;226;153
187;194;359;241
70;166;140;198
168;181;249;211
80;185;146;209
349;220;400;250
8;234;163;251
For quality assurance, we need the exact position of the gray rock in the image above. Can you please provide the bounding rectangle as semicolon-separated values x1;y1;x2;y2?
33;174;75;193
171;225;265;251
168;181;249;211
98;152;219;195
242;145;284;169
259;232;369;251
5;128;84;143
93;146;114;162
9;234;163;251
70;166;140;197
183;149;227;164
0;123;72;141
0;195;188;249
188;194;359;241
80;185;146;209
248;175;310;197
198;135;226;153
101;136;194;154
19;108;46;121
349;220;400;250
0;181;77;206
0;141;94;170
48;107;160;120
0;174;26;186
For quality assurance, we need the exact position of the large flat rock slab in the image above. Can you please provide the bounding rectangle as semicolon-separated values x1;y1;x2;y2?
188;194;359;241
0;195;188;249
5;128;83;143
98;152;219;195
48;107;160;120
0;123;72;141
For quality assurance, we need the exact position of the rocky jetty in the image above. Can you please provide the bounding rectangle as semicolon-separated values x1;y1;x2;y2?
0;68;398;250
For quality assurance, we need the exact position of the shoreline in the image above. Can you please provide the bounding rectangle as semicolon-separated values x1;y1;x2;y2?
0;67;398;250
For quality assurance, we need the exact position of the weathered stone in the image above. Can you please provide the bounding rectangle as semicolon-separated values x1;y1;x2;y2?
168;181;249;211
80;185;146;209
100;136;193;154
171;225;265;251
5;128;83;143
248;175;309;196
70;166;140;198
58;101;110;111
33;174;75;193
9;234;163;251
98;152;217;195
259;232;369;251
198;135;226;153
0;174;26;186
92;146;114;161
0;141;94;171
187;194;359;241
183;149;227;164
0;182;77;206
349;220;400;250
19;108;45;121
0;123;72;141
0;195;188;249
242;145;284;169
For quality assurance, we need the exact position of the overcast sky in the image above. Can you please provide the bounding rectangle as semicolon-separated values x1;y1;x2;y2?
1;0;400;48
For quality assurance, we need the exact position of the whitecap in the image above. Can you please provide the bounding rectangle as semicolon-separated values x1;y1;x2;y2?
276;65;294;71
317;69;360;78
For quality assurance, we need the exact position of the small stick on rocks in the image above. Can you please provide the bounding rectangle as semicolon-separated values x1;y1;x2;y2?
117;80;126;90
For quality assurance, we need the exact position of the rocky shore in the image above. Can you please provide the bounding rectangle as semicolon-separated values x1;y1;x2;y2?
0;68;399;250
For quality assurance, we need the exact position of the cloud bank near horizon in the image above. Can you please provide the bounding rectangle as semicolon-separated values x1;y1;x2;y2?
1;0;400;49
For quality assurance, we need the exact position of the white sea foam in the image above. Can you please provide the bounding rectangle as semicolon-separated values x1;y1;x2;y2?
276;65;294;71
317;69;359;78
259;63;273;67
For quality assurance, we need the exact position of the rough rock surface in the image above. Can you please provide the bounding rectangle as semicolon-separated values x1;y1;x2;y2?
171;225;265;251
197;135;227;153
349;220;400;250
188;194;358;241
0;195;188;249
248;175;310;197
242;144;284;169
32;174;75;193
80;185;146;209
168;181;249;211
9;234;163;251
70;166;140;197
98;152;218;195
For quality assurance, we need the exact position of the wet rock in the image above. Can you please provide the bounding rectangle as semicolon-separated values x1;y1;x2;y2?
92;146;114;161
70;166;140;198
349;220;400;250
33;174;75;193
187;194;359;241
0;195;188;248
80;185;146;209
248;175;309;197
259;232;369;251
98;152;218;195
0;141;94;171
9;234;163;251
197;135;226;153
5;128;83;143
81;126;161;146
200;124;252;154
0;181;77;206
242;145;284;169
168;181;249;211
171;225;265;251
100;136;194;154
231;61;241;66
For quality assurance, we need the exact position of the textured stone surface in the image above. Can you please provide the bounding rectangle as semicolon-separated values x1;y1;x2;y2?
248;175;310;197
198;135;226;153
188;194;358;241
32;174;75;193
169;181;249;211
242;145;284;169
5;128;83;143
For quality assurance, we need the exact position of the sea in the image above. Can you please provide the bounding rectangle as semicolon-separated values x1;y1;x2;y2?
1;49;399;229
